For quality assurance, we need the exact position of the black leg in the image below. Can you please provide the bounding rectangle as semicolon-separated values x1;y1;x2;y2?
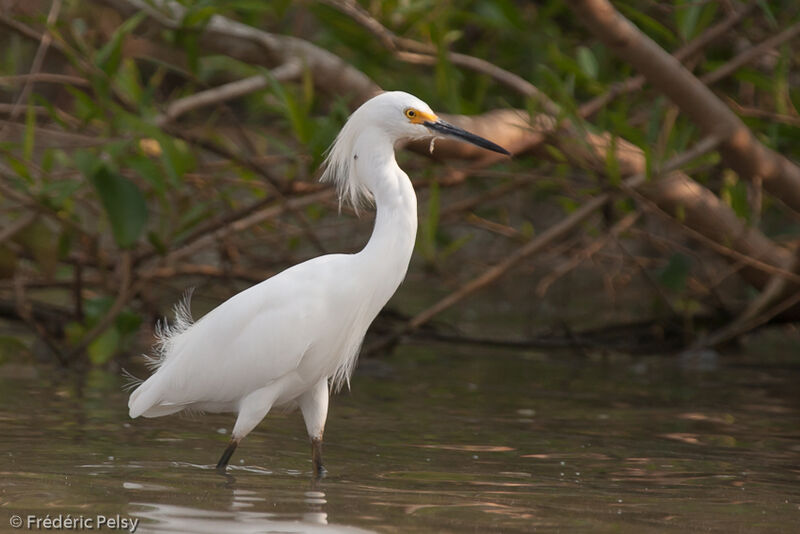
216;439;238;471
311;437;327;478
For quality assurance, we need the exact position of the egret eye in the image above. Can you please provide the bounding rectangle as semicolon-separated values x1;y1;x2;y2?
405;108;417;119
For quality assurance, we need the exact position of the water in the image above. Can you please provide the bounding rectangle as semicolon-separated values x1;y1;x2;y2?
1;343;799;533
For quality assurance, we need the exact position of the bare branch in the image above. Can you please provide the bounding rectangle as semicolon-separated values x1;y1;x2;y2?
150;190;333;268
0;0;62;130
580;1;755;118
0;212;37;245
323;0;559;114
66;252;135;360
567;0;800;215
536;211;641;297
94;0;380;103
162;127;329;255
156;60;303;126
700;21;800;86
0;73;89;87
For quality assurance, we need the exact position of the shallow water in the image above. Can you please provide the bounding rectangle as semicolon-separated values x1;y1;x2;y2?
1;343;799;533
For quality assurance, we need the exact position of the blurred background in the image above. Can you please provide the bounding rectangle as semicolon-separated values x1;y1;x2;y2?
1;0;800;367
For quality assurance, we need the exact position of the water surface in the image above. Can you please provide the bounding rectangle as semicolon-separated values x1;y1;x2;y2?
1;342;799;532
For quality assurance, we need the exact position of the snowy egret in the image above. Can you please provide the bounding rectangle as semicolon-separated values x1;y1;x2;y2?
127;91;509;475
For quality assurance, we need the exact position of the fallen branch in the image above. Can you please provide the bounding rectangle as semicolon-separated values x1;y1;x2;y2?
405;318;687;354
695;286;800;349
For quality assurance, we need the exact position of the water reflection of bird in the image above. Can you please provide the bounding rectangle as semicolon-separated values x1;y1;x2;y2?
127;91;510;475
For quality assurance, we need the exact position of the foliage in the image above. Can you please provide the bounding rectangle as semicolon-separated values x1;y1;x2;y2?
1;0;799;365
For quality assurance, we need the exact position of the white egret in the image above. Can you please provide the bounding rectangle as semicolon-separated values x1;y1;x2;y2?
127;91;509;475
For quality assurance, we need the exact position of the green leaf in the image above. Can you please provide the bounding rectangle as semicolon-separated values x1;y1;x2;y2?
88;326;120;365
156;135;195;185
115;309;142;336
84;296;113;324
263;70;314;145
675;1;701;41
116;58;143;105
604;135;621;186
617;4;676;44
95;12;146;75
182;5;217;28
147;231;168;255
755;0;778;29
31;94;68;130
721;171;750;221
65;87;101;123
675;0;717;41
576;46;599;79
88;165;148;248
643;145;653;181
64;321;85;346
127;154;166;195
5;153;32;182
439;234;472;262
658;253;691;291
176;202;209;234
13;217;58;278
558;196;579;214
74;149;101;178
538;63;578;118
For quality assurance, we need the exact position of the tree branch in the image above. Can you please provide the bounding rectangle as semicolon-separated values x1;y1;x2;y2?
156;60;303;126
94;0;380;104
567;0;800;215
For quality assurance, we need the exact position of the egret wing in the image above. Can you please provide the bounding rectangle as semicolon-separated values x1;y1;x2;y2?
129;255;346;416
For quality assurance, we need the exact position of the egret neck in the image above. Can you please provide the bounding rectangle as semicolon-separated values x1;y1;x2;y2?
352;126;418;308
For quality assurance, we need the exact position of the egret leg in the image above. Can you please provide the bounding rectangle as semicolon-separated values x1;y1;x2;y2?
311;437;326;478
299;377;330;478
216;386;278;471
216;439;238;470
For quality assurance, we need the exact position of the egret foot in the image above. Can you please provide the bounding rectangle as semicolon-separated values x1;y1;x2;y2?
311;437;326;478
216;439;238;471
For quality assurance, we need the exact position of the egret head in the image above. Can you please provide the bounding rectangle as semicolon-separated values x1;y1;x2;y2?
321;91;509;210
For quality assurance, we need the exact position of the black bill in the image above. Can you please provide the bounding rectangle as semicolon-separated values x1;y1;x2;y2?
424;120;510;155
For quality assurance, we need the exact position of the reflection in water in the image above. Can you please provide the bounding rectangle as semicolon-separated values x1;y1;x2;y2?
129;485;376;534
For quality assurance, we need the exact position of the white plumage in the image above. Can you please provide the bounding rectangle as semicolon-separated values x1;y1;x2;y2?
127;91;509;475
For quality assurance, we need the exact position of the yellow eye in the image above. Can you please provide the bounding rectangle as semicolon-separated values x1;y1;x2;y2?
405;108;417;119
